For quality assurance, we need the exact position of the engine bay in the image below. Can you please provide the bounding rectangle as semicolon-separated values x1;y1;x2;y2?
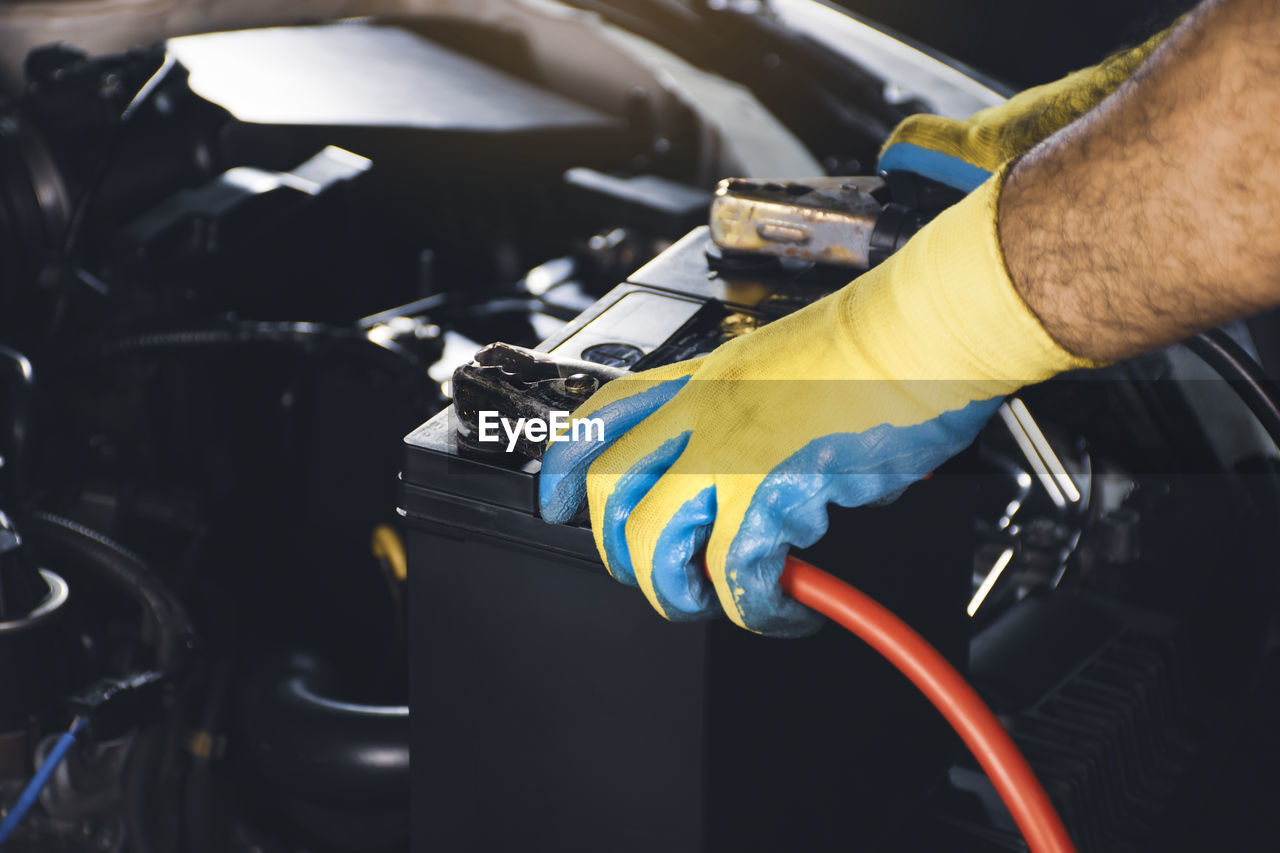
1;3;1278;851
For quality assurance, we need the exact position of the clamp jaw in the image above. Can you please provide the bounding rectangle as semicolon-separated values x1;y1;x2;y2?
709;176;926;269
452;343;625;460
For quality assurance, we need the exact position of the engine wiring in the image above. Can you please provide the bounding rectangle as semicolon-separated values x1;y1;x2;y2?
0;718;88;845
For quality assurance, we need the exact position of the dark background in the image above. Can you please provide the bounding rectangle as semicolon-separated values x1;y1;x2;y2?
837;0;1196;88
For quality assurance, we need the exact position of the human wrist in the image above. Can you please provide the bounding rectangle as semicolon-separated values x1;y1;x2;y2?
838;167;1093;406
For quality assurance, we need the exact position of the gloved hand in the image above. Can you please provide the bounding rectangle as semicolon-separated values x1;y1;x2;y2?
878;24;1173;191
540;171;1091;636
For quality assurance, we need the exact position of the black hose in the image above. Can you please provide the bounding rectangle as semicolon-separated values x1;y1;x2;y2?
97;320;428;386
21;511;193;671
122;727;168;853
184;659;234;853
0;345;35;501
239;652;408;804
1186;329;1280;450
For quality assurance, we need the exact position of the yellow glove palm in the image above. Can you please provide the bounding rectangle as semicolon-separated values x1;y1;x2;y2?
540;173;1090;635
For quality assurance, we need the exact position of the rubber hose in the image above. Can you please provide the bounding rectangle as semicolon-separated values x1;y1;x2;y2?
239;652;409;804
122;725;181;853
1185;328;1280;449
22;511;192;671
184;659;235;853
0;345;35;500
780;556;1076;853
99;321;427;384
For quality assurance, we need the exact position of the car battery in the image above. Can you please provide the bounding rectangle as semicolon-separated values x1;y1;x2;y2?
401;227;978;852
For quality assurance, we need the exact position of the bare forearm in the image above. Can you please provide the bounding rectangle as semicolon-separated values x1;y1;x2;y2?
999;0;1280;362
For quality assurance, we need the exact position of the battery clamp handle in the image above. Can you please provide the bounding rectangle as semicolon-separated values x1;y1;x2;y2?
868;202;928;267
707;172;958;270
881;170;967;217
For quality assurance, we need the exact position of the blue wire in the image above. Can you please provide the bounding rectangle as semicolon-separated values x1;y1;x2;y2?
0;718;88;845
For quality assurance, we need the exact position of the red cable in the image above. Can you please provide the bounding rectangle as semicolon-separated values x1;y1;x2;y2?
779;556;1077;853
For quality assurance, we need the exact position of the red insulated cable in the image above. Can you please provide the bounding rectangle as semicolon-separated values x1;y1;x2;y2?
779;556;1077;853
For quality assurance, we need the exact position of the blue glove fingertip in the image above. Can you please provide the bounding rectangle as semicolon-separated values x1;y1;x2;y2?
538;467;586;525
725;543;824;638
649;486;718;620
599;432;691;587
538;376;692;523
877;142;992;193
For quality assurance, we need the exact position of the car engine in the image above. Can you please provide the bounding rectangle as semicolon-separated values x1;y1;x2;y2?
0;1;1277;851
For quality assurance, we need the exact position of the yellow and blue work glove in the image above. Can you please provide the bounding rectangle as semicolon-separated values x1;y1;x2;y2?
539;172;1091;636
878;24;1172;191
